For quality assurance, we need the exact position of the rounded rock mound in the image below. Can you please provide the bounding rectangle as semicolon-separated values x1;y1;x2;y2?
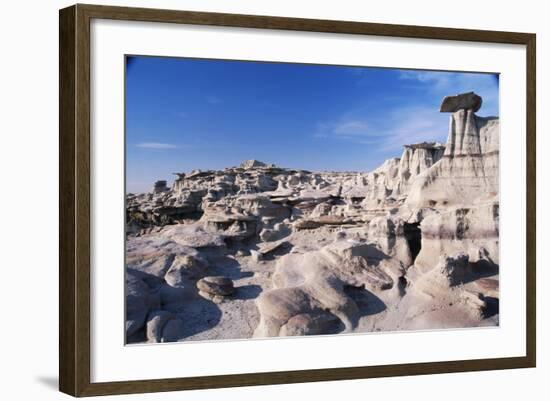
197;276;235;296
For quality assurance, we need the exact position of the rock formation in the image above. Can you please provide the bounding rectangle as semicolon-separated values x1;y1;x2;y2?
197;276;235;303
152;180;168;193
125;92;499;343
440;91;482;112
240;159;267;169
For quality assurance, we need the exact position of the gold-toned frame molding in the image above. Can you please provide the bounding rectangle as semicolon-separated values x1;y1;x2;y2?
59;4;536;397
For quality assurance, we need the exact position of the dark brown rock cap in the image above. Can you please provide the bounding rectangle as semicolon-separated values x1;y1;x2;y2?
440;91;482;113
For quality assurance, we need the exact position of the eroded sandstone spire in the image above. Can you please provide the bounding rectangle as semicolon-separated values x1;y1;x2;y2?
406;92;499;208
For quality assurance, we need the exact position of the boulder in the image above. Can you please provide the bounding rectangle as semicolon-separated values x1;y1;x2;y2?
440;91;482;112
146;310;175;342
126;236;202;278
164;254;206;287
198;291;225;304
280;312;340;336
125;270;161;338
161;319;186;342
259;228;279;242
159;224;226;248
196;276;235;296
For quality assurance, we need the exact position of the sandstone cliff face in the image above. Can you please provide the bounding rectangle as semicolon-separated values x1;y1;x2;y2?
125;91;499;343
395;142;446;197
406;110;499;209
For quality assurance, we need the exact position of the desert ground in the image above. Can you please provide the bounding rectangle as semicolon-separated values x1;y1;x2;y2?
125;91;499;344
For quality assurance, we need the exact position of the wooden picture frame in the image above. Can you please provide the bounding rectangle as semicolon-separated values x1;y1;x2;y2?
59;3;536;397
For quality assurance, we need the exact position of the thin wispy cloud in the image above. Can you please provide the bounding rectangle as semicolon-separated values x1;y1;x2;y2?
314;106;448;153
378;106;448;151
206;96;222;105
317;118;388;140
399;70;453;88
135;142;180;150
175;111;188;118
333;120;369;136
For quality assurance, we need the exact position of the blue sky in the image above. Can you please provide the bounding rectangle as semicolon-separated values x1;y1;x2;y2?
126;56;499;193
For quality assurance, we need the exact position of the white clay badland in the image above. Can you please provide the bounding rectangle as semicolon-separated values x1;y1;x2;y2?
125;91;500;344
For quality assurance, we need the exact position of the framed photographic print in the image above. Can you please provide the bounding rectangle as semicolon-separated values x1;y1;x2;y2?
59;4;536;397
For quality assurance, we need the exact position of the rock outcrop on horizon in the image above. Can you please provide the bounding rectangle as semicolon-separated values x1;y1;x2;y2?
125;92;500;343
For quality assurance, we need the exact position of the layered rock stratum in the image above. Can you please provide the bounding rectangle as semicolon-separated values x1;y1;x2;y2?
125;92;499;343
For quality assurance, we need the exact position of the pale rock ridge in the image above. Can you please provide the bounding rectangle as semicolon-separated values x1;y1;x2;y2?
240;159;267;169
374;253;496;330
254;239;396;337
